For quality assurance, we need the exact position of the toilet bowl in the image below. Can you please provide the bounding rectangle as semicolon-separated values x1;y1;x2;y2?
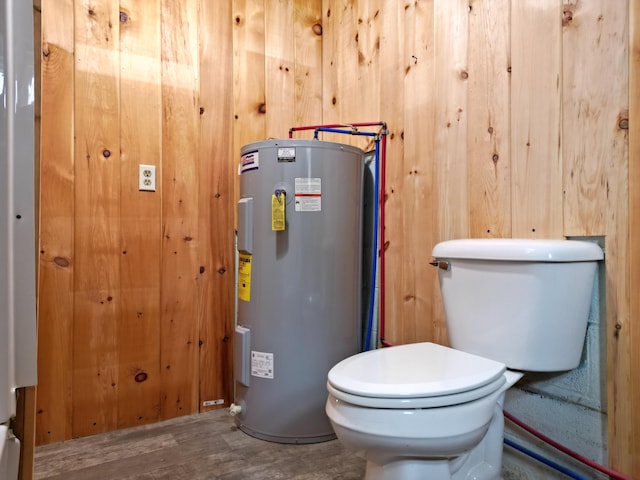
327;342;523;480
326;239;604;480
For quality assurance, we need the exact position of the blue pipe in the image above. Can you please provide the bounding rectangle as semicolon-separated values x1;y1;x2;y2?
504;438;588;480
313;127;378;138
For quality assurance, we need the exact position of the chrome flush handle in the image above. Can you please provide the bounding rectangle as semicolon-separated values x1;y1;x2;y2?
429;260;450;271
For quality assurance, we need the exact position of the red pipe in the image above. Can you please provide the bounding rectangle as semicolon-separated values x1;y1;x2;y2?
504;410;634;480
378;133;392;347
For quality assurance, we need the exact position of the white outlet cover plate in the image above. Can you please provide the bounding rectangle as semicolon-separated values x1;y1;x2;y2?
139;164;156;191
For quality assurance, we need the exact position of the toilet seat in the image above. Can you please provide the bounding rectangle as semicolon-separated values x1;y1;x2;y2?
327;342;506;409
327;375;506;409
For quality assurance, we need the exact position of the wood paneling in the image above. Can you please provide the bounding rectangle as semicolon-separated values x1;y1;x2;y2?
562;0;628;237
561;0;632;473
467;0;510;239
432;0;469;344
392;0;436;343
353;0;382;137
233;0;267;152
16;386;36;479
71;0;121;437
322;0;357;132
37;0;74;445
198;0;235;412
159;0;201;420
293;0;323;127
378;0;404;346
118;0;162;427
36;0;638;475
36;0;239;445
510;0;563;238
627;0;639;473
321;0;379;149
265;0;295;138
434;0;469;242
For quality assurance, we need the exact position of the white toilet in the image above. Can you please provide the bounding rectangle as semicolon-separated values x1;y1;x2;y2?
326;238;604;480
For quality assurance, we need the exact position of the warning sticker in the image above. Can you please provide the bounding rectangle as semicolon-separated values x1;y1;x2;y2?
251;351;274;379
239;150;259;174
238;253;252;302
294;177;322;212
271;192;286;231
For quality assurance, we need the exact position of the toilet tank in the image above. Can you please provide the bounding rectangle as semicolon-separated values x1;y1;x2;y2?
431;239;603;372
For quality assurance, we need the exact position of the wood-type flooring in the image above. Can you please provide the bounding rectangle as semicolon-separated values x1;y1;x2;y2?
34;408;570;479
34;409;366;479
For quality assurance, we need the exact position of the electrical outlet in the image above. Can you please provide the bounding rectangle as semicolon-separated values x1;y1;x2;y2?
139;164;156;192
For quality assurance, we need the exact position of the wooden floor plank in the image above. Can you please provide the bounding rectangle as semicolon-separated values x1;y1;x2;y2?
34;409;592;479
34;410;365;480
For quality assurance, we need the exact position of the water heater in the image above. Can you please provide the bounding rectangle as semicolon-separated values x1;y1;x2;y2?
234;139;364;443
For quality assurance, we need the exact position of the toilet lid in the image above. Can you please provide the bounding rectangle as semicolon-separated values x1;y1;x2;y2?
328;342;506;399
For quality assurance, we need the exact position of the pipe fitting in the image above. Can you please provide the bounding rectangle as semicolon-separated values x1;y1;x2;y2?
229;403;242;416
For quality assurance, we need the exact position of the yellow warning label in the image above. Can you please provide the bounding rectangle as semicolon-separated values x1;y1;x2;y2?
272;192;286;231
238;253;252;302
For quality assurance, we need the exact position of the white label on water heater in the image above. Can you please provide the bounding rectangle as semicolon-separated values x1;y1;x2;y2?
294;177;322;212
251;350;274;379
277;147;296;162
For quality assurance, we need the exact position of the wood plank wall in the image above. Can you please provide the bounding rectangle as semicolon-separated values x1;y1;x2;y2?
629;0;640;474
37;0;638;475
37;0;235;443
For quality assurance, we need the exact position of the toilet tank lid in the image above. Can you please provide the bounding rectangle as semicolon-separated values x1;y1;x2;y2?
432;239;603;262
